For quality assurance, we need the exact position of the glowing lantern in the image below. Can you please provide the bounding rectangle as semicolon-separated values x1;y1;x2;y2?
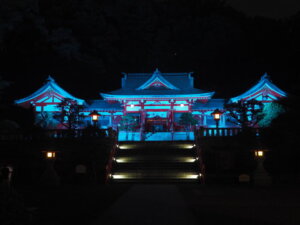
180;104;184;107
47;152;55;158
90;110;100;122
92;115;98;121
255;150;265;158
211;108;223;128
43;151;57;159
130;104;134;108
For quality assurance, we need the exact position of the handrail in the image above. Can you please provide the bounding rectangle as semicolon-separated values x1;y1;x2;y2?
194;129;205;184
104;130;118;184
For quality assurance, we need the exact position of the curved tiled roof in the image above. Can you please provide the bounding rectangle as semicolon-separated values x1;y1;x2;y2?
84;100;122;111
192;99;225;110
230;73;287;102
15;76;84;104
102;69;213;98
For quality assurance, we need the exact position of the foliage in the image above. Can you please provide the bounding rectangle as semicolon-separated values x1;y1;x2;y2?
261;94;300;179
179;113;198;130
54;98;85;130
0;76;10;92
35;111;59;129
225;99;264;129
258;102;285;127
0;76;10;106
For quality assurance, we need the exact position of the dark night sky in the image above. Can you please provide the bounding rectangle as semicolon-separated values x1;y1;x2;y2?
227;0;300;18
1;0;299;103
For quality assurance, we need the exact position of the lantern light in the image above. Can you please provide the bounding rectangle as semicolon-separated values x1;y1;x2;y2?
211;108;222;121
180;104;184;107
47;152;55;158
211;108;223;129
43;151;57;159
255;150;264;158
130;104;134;108
89;110;100;122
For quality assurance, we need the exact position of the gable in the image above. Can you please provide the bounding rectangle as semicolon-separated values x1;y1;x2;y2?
15;76;84;107
36;95;63;104
136;69;179;90
230;73;287;103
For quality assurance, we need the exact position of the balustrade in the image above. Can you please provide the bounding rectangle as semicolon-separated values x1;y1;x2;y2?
196;127;258;138
0;128;113;141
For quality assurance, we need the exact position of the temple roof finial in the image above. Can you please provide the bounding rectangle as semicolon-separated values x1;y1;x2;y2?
46;75;55;82
261;72;270;81
154;68;161;75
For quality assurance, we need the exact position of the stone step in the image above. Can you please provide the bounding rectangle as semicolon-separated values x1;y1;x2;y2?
110;172;201;180
113;163;198;171
116;150;196;157
108;142;201;183
117;142;195;150
113;156;199;163
111;178;200;183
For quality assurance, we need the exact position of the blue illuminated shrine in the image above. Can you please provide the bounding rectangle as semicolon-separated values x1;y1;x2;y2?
15;69;287;141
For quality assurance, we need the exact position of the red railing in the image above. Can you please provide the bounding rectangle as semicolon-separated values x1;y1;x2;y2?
104;130;118;184
194;130;205;184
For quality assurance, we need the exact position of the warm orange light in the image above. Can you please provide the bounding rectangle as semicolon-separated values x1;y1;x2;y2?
255;150;264;157
211;109;222;121
47;152;55;158
214;114;220;120
92;115;98;121
180;104;184;107
130;104;134;108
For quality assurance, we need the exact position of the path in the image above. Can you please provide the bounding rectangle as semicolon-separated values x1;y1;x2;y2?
94;184;198;225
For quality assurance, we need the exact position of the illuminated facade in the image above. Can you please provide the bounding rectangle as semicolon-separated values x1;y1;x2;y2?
15;69;287;141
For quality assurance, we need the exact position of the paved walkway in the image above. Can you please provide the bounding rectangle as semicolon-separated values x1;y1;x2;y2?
94;184;198;225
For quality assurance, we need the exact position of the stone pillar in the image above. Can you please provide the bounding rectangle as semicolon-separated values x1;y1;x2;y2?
253;157;272;186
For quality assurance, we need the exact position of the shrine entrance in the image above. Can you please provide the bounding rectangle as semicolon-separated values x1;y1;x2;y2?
145;116;168;132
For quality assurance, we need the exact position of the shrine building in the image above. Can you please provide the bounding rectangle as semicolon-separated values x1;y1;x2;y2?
15;69;287;141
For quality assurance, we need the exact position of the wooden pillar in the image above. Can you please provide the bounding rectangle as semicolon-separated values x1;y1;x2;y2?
221;113;226;128
203;112;207;126
109;112;113;127
170;99;174;140
188;99;192;112
140;100;145;141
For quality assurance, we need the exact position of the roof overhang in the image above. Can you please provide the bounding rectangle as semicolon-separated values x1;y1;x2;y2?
100;92;215;101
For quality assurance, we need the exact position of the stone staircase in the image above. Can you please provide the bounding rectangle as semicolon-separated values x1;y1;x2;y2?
109;142;202;183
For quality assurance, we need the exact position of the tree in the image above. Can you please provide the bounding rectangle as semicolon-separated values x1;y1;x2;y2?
225;100;265;174
54;98;85;130
258;101;285;127
179;112;198;140
225;99;264;129
261;94;300;182
35;111;59;129
0;76;10;106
